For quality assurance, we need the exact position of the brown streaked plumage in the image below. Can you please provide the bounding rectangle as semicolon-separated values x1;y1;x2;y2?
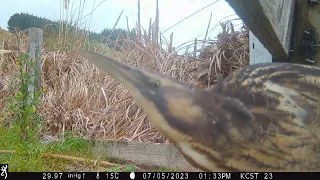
78;49;320;172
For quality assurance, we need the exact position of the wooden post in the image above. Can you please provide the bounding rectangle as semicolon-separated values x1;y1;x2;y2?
28;28;43;97
226;0;295;61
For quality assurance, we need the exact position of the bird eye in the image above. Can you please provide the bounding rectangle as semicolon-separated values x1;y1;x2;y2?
150;80;161;88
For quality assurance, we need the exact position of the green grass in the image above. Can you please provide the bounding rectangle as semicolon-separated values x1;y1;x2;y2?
0;124;180;172
108;165;137;172
0;127;139;172
0;127;180;172
0;126;95;172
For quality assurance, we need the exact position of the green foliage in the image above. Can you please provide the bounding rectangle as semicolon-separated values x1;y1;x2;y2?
7;12;136;51
100;28;136;50
0;53;46;171
103;28;135;41
1;53;44;141
7;13;58;32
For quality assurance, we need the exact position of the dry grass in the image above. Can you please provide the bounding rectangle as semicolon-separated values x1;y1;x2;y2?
37;48;197;143
197;21;249;88
0;16;249;144
0;30;26;111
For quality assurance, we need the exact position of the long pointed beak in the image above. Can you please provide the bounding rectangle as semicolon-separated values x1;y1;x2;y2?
77;49;145;90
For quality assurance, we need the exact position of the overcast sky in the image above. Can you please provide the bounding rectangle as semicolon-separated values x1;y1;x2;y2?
0;0;240;49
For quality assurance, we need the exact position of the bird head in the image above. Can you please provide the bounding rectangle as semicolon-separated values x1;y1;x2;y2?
78;49;258;171
78;49;214;142
78;49;320;172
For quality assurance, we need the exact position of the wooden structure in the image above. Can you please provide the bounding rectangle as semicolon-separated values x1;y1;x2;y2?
226;0;320;65
27;28;43;96
92;140;201;171
226;0;295;61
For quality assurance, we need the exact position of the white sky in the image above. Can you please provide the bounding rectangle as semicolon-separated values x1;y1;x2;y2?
0;0;240;50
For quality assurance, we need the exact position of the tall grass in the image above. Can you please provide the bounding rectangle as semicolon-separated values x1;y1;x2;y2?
0;0;249;171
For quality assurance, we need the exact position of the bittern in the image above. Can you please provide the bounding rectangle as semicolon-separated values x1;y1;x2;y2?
78;49;320;172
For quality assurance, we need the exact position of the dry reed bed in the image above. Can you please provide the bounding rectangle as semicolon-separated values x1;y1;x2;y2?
0;27;249;144
0;30;28;111
38;49;199;143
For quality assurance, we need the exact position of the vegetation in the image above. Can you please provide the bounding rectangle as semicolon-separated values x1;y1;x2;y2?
0;53;92;171
100;28;136;50
0;1;248;172
1;53;43;140
7;12;135;50
0;52;105;171
7;13;56;32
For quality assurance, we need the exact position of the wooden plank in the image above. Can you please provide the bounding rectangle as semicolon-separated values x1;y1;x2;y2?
92;140;201;172
289;1;320;65
226;0;295;61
